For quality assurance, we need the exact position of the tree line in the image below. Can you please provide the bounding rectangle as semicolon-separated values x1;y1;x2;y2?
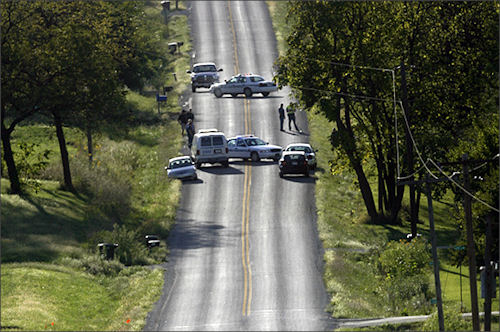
1;1;167;194
275;2;498;259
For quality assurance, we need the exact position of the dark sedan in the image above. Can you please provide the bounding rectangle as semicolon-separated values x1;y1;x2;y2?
278;151;309;178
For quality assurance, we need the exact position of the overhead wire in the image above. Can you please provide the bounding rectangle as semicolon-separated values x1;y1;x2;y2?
397;101;439;179
428;159;500;213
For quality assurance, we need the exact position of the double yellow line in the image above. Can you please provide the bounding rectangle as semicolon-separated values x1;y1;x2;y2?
229;1;252;316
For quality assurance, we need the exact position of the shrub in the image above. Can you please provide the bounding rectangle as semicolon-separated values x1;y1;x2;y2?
422;304;471;331
377;238;433;315
378;238;430;278
60;255;125;276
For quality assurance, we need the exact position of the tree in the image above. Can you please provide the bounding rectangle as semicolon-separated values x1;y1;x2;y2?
275;2;498;226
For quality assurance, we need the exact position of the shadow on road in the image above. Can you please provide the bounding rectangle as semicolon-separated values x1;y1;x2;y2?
229;160;278;167
199;165;244;175
168;220;230;250
280;175;316;183
181;178;204;185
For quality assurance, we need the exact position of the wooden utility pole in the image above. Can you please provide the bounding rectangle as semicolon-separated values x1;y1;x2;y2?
399;176;446;331
400;61;417;238
484;213;493;331
462;153;481;332
425;174;445;331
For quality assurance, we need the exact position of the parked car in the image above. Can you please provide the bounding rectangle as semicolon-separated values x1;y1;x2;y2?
191;129;229;168
227;135;282;162
278;151;309;178
166;156;197;180
187;62;223;92
284;143;317;170
210;73;277;98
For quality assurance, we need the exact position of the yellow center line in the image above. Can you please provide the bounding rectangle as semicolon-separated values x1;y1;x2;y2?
241;165;248;316
228;1;239;75
229;0;252;317
245;163;252;314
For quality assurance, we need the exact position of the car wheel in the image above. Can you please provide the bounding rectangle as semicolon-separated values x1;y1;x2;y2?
192;173;198;180
279;172;283;178
231;93;238;97
214;88;222;98
250;152;260;162
222;160;229;168
273;156;280;162
192;85;196;93
244;87;252;97
262;92;269;97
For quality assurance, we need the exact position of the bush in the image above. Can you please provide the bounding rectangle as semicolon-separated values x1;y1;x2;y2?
422;304;471;331
89;224;160;266
60;255;125;276
378;238;430;278
377;238;433;315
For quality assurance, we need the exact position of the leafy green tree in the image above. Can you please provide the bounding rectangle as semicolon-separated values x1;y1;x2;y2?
275;2;498;227
1;1;167;192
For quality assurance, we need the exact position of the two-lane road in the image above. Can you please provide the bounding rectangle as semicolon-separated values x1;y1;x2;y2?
145;2;334;330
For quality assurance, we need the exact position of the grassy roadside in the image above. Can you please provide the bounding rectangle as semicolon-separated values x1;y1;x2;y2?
1;2;191;330
267;0;497;328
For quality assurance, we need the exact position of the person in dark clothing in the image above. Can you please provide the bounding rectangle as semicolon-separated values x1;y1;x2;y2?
186;119;195;148
278;103;285;131
187;108;195;122
287;105;300;131
177;109;188;135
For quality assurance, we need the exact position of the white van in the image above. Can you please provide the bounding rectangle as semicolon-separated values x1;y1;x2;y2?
191;129;229;168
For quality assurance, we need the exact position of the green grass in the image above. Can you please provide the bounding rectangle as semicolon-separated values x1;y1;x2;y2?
1;263;163;331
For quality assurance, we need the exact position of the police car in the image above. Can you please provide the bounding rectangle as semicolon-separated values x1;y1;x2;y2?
211;73;278;98
227;135;282;162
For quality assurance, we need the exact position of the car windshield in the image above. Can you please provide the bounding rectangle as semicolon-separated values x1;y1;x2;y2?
245;138;266;146
194;65;217;73
170;159;191;169
287;146;311;153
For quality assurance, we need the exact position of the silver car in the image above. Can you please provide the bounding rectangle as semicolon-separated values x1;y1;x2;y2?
284;143;317;170
227;135;282;162
165;156;197;180
211;74;277;98
187;62;223;92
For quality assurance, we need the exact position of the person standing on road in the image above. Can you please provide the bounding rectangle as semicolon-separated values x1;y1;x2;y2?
177;109;188;135
287;104;300;131
278;103;285;131
187;108;195;122
186;119;195;148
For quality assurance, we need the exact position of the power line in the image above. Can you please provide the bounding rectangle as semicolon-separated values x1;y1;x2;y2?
397;101;439;179
429;159;500;213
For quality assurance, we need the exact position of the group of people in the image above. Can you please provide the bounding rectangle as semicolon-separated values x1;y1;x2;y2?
177;108;195;148
179;103;301;148
278;103;300;132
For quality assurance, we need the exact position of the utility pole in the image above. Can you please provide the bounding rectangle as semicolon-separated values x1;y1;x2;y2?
462;153;481;332
400;61;417;238
484;213;493;331
399;176;446;331
425;174;445;331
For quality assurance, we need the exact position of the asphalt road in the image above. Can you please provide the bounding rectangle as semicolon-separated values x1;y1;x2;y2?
145;2;334;330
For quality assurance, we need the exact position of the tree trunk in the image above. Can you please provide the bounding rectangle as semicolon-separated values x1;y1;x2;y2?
86;123;93;167
1;122;22;194
53;111;74;192
335;97;378;220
